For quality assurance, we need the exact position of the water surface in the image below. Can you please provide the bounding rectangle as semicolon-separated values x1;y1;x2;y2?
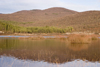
0;37;100;67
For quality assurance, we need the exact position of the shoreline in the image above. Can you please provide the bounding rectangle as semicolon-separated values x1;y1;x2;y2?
1;32;100;35
0;33;100;39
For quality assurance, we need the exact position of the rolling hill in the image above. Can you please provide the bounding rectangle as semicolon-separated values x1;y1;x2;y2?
0;7;100;33
0;7;77;23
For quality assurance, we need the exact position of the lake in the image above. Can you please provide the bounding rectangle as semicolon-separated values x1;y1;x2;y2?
0;37;100;67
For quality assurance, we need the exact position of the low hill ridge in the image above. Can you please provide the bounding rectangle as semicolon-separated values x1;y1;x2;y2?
0;7;78;23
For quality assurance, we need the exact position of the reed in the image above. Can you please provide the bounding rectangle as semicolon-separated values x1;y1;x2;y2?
20;36;45;40
91;36;98;40
67;34;92;44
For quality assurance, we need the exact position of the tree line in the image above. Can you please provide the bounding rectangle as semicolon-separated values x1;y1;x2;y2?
0;20;73;33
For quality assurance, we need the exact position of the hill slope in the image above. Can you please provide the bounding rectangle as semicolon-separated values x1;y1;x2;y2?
46;11;100;32
0;7;77;24
28;11;100;32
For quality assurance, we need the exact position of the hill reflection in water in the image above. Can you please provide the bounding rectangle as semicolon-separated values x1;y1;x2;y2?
0;38;100;67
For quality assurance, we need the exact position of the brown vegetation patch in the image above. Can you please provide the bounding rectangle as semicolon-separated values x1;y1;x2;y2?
19;36;45;40
67;34;98;44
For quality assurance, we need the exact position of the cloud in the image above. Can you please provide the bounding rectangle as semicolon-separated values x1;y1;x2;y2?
0;0;100;14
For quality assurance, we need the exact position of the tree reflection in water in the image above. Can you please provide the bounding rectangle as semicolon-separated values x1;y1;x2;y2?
0;38;100;66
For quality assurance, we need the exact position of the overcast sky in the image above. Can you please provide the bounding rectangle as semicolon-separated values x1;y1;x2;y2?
0;0;100;14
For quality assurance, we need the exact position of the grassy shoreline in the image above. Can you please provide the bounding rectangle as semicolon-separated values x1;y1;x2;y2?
0;32;100;37
0;32;99;45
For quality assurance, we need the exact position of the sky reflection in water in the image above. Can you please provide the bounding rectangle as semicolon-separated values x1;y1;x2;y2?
0;56;100;67
0;37;100;67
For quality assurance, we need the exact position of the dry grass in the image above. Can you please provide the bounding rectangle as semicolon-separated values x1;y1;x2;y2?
18;34;98;42
29;36;45;40
67;34;92;44
19;36;45;40
91;35;98;40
